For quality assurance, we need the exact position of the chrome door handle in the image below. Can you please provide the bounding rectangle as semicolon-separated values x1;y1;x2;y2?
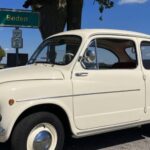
75;72;88;77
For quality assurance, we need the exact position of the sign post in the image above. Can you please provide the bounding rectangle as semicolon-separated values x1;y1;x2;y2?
0;9;40;66
12;27;23;66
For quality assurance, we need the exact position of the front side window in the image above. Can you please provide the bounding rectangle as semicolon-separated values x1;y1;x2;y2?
28;35;82;65
82;38;137;69
96;45;118;69
141;41;150;69
125;47;136;61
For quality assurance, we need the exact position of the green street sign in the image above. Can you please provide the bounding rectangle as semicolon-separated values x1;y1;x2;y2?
0;9;40;28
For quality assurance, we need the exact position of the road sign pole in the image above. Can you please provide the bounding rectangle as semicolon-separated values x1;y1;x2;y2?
15;27;19;66
11;27;23;66
16;47;19;66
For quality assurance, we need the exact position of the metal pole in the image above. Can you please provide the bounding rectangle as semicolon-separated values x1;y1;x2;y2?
16;47;19;66
15;27;19;66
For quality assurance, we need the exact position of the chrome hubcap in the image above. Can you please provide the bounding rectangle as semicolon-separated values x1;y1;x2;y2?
27;123;58;150
33;131;52;150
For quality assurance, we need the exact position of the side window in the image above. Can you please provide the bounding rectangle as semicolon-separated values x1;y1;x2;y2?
96;39;137;69
125;47;136;61
96;46;118;69
82;38;137;70
141;42;150;69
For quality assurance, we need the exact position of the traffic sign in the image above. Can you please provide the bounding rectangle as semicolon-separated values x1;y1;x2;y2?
12;37;23;48
12;28;23;48
13;29;22;38
0;9;40;28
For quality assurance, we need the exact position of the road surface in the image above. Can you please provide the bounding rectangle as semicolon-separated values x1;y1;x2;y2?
1;125;150;150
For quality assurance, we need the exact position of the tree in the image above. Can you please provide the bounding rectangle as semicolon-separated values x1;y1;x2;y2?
23;0;114;39
0;46;5;62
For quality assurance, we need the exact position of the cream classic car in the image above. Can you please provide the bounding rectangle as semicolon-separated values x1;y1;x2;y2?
0;29;150;150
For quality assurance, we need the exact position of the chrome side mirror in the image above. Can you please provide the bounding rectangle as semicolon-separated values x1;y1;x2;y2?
84;49;96;63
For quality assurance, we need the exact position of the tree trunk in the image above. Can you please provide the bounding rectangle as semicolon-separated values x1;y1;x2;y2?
67;0;83;30
32;0;83;39
38;0;67;39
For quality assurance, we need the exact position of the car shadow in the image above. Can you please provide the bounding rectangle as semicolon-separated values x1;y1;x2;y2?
64;126;150;150
1;125;150;150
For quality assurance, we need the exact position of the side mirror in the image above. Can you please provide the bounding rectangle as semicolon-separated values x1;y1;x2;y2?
84;49;96;63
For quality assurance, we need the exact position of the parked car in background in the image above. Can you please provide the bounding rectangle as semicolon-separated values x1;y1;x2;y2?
0;29;150;150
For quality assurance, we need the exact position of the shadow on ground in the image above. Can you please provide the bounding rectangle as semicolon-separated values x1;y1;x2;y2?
1;125;150;150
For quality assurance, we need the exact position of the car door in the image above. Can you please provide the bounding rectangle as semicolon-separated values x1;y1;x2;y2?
72;35;145;130
140;40;150;116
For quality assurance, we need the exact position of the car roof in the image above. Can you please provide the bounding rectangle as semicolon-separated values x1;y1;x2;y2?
49;29;150;39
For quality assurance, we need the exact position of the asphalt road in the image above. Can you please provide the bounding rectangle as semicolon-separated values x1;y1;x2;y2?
1;125;150;150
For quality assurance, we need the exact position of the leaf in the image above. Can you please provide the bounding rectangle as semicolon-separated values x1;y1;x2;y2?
0;47;5;58
100;16;103;21
99;5;104;13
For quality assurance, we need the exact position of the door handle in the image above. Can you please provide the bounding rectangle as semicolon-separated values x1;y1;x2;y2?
75;72;88;77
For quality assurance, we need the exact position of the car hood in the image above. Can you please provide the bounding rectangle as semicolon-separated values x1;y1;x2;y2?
0;64;64;84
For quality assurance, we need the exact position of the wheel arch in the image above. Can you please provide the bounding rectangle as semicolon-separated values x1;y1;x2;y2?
11;104;73;138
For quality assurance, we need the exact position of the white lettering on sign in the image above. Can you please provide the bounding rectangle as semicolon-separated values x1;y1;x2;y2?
6;15;28;22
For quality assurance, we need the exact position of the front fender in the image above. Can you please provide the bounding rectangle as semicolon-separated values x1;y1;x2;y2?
0;79;77;142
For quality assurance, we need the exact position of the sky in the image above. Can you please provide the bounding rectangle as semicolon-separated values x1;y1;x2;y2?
0;0;150;64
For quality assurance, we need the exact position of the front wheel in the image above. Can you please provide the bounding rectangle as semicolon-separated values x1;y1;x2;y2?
11;112;65;150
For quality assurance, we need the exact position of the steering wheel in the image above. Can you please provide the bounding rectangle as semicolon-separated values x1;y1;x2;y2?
63;53;75;64
65;53;74;57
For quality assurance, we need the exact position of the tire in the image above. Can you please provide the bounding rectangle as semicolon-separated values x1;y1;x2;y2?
11;112;65;150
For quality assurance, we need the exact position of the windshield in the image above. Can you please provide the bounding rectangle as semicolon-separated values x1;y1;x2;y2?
28;35;82;65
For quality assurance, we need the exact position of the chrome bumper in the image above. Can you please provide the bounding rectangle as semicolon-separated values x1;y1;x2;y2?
0;127;6;142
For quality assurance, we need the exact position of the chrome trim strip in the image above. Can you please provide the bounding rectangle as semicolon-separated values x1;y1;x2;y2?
16;89;140;102
74;89;140;97
0;78;63;85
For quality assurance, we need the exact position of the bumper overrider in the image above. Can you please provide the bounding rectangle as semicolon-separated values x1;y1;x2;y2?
0;126;6;142
0;114;6;142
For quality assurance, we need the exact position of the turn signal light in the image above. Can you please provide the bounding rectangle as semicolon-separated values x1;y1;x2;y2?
9;99;15;106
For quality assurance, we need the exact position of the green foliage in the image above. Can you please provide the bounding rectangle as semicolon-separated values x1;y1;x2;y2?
0;47;6;58
95;0;114;20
